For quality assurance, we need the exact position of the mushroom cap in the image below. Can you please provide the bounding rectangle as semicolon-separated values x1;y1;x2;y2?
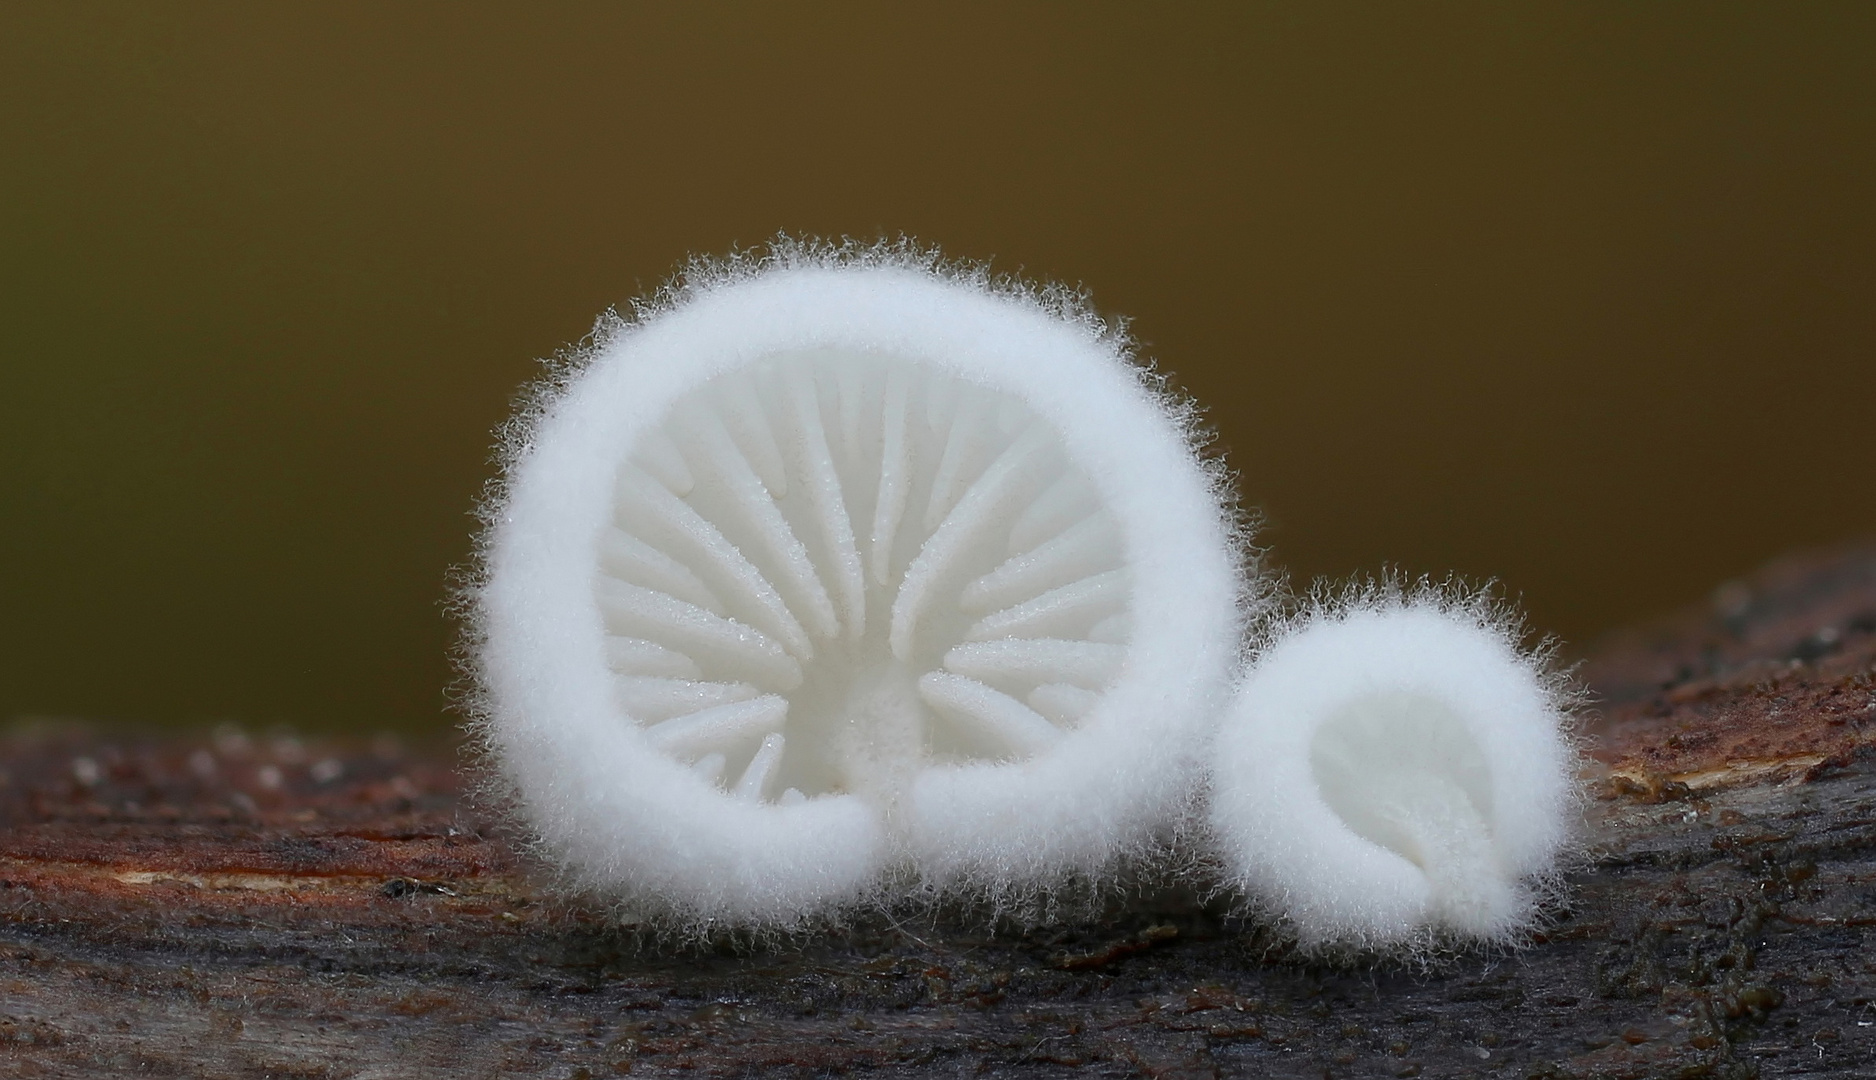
1210;593;1576;949
472;247;1246;925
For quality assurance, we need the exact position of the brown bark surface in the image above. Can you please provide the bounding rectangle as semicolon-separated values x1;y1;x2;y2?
4;544;1875;1078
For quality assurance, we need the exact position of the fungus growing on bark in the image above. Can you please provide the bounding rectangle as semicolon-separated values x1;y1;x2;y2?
471;242;1245;926
1208;590;1577;949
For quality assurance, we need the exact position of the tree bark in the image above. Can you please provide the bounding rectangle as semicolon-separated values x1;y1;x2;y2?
4;543;1874;1078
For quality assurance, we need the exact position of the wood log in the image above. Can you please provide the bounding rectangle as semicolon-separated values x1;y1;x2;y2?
3;544;1874;1078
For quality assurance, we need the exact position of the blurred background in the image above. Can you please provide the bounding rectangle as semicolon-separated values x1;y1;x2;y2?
3;3;1871;735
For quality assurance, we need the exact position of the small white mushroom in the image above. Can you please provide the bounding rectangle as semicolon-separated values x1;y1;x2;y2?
1208;590;1578;950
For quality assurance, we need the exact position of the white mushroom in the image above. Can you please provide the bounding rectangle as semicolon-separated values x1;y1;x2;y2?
471;241;1246;926
1208;589;1577;950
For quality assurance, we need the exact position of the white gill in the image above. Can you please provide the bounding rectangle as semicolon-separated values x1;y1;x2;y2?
596;350;1131;805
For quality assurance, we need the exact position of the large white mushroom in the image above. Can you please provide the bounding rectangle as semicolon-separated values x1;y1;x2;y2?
470;241;1246;926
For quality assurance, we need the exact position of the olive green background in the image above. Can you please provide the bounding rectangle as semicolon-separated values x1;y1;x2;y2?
3;3;1872;733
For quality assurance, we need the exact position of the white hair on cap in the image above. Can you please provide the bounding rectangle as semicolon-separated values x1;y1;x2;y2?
468;239;1248;927
1208;586;1578;950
